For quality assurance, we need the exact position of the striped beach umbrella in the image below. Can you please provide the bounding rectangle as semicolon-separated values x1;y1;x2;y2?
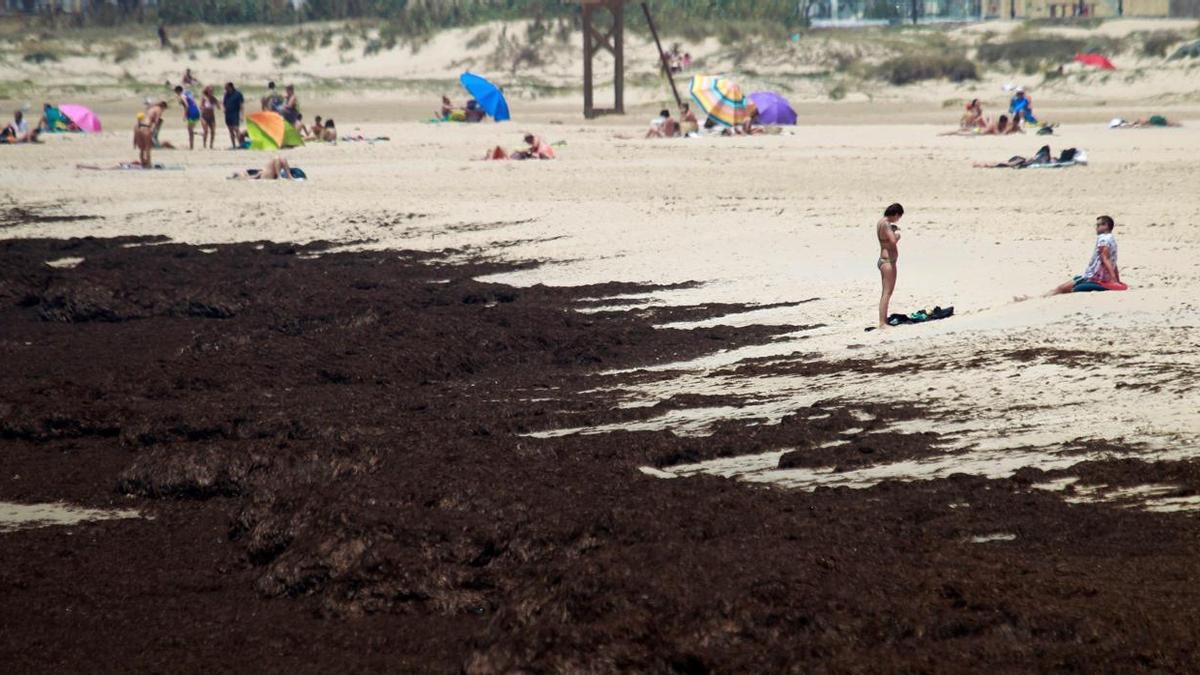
688;75;755;127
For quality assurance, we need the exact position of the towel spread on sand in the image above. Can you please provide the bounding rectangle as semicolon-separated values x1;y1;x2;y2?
981;145;1085;169
864;306;955;331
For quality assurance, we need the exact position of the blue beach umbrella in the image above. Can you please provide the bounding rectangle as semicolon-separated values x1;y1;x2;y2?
459;72;510;122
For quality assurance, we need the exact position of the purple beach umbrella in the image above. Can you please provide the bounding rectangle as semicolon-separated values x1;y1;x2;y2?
748;91;797;126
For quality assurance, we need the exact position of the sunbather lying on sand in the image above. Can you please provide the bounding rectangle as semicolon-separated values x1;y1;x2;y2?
484;134;555;160
1109;116;1180;128
973;145;1084;169
230;156;300;180
76;162;176;171
1047;215;1126;295
941;114;1019;136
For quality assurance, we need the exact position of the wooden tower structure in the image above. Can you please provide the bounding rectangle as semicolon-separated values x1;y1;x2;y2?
570;0;682;119
573;0;629;118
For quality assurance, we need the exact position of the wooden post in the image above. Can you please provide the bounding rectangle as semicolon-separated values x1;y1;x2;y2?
613;0;625;115
575;0;628;119
582;3;595;118
640;2;683;110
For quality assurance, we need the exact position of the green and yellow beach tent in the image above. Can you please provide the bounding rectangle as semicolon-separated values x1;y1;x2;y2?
246;111;304;151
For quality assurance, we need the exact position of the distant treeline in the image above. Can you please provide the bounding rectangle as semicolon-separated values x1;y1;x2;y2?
63;0;807;30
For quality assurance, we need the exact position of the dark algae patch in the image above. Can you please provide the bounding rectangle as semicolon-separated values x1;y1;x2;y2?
2;236;1200;672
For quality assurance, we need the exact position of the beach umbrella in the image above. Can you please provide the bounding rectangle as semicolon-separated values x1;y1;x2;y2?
459;72;510;122
748;91;797;125
58;104;101;133
689;76;754;127
245;111;304;151
1074;53;1116;70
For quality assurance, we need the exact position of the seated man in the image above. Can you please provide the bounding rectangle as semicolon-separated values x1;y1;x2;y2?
1048;215;1125;295
1;110;40;143
645;109;677;138
464;100;486;123
1009;87;1037;126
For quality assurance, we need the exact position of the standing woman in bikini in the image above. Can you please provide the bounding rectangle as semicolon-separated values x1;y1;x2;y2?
200;85;220;150
876;203;904;329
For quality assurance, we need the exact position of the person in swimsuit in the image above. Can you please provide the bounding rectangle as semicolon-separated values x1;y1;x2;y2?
199;85;220;150
679;102;699;136
231;156;296;180
961;99;986;130
174;85;200;150
1048;216;1121;295
133;111;154;167
142;100;174;153
876;203;904;329
281;84;300;125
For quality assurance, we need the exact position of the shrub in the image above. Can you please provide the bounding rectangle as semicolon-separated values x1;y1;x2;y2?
977;38;1083;66
112;41;138;63
180;24;206;49
22;46;60;63
875;54;978;85
338;35;353;51
828;82;847;100
363;38;383;56
272;44;296;67
1141;31;1184;58
1168;39;1200;60
1024;17;1104;29
466;28;492;49
1081;35;1123;55
214;39;239;58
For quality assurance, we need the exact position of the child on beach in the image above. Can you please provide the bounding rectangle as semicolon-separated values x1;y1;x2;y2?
1048;216;1124;295
876;203;904;329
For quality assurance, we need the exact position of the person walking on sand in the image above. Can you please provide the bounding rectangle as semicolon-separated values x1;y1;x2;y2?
876;203;904;329
223;82;245;149
1048;215;1122;295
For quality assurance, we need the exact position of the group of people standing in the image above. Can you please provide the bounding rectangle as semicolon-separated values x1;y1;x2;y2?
131;74;339;167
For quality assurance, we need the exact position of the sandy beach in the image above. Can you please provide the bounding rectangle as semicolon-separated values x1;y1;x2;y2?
3;15;1200;672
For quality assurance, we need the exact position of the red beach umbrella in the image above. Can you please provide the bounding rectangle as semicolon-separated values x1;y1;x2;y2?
1074;53;1116;70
